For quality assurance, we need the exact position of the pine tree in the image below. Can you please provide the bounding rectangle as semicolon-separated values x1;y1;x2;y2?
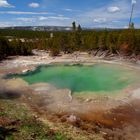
77;24;82;32
72;21;76;31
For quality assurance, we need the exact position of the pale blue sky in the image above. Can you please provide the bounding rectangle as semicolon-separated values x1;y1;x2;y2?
0;0;139;28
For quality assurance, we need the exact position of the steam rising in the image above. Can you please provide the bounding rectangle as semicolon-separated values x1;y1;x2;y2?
132;0;137;4
10;65;139;93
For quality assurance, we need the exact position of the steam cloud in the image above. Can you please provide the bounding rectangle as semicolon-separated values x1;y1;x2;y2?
132;0;137;4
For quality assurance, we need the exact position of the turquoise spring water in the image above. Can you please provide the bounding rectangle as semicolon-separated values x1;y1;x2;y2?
9;64;139;92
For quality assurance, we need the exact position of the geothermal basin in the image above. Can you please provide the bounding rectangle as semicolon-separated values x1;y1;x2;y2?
7;63;140;94
1;56;140;140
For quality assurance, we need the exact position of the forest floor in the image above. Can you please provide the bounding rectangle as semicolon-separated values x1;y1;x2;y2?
0;51;140;140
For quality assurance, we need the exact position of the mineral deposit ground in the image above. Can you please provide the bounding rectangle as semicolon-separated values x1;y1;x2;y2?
0;52;140;140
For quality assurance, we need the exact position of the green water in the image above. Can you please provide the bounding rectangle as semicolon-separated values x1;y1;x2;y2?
11;64;139;92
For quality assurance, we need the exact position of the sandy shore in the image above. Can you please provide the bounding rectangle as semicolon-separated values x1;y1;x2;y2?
0;51;140;139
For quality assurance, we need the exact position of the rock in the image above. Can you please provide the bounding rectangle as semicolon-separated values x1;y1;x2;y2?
100;131;107;135
22;69;29;73
85;98;92;102
67;115;77;124
68;90;73;102
113;118;117;121
131;88;140;99
136;60;140;65
28;97;32;100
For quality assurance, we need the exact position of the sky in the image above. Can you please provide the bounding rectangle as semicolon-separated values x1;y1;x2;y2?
0;0;139;28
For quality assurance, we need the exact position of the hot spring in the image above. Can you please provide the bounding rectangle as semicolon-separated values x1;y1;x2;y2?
8;63;140;93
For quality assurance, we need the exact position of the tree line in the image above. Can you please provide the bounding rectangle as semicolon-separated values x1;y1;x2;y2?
0;37;33;60
0;27;140;60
